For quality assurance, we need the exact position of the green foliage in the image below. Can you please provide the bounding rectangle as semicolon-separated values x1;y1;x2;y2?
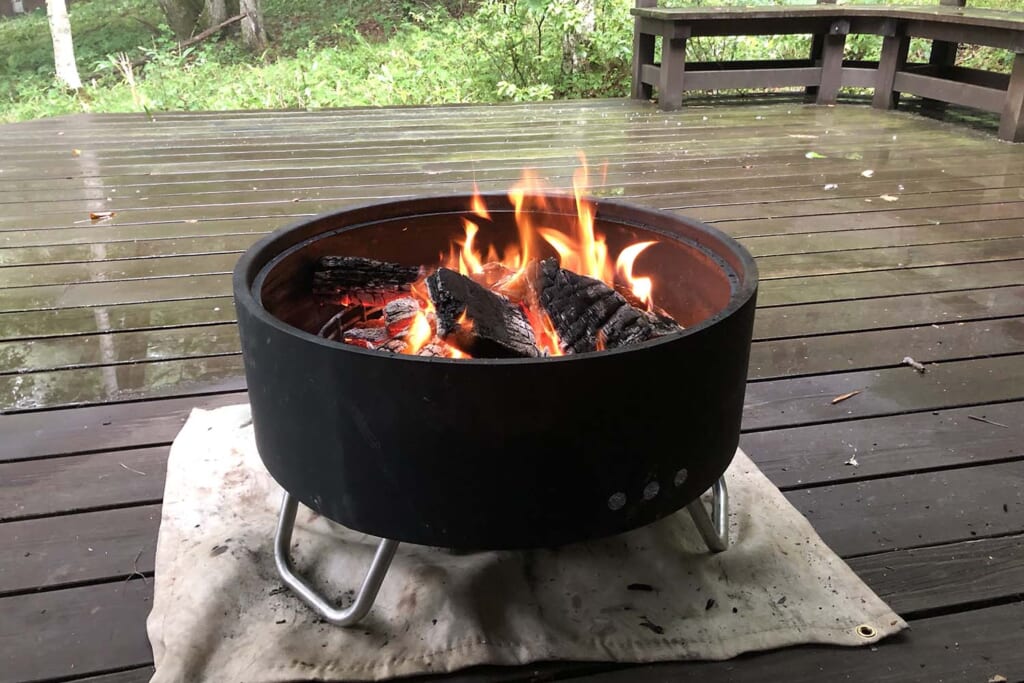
1;0;1022;122
466;0;633;99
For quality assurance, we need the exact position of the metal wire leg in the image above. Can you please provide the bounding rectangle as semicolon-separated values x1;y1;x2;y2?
274;492;399;626
686;477;729;553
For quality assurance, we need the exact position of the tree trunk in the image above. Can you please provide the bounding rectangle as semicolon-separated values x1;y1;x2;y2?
564;0;596;73
205;0;229;25
46;0;82;90
239;0;268;51
158;0;204;41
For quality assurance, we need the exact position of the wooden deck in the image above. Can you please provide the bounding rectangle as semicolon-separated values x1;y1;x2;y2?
0;98;1022;682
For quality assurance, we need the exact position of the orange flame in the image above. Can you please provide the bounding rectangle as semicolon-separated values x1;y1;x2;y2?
615;241;656;310
460;219;485;275
438;154;661;356
403;311;433;355
470;185;491;221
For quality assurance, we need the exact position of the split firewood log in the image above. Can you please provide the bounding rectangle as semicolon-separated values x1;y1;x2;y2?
426;267;539;359
535;257;682;354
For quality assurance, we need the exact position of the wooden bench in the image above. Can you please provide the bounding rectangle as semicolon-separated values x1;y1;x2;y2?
630;2;1024;141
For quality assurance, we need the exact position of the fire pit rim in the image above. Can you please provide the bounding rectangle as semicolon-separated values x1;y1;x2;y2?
233;191;759;365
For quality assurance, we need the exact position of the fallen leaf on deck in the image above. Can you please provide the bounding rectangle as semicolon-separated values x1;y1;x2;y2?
844;455;859;467
89;211;115;221
831;390;861;405
861;169;874;178
71;149;81;157
824;183;838;190
880;194;899;201
988;675;1007;683
805;151;827;159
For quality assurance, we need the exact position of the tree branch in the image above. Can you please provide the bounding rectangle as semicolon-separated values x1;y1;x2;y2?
85;13;246;82
179;13;246;50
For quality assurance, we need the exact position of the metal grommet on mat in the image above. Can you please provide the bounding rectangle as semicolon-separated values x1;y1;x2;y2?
856;624;877;639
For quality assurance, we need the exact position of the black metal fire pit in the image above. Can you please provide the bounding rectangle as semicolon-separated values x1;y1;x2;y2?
233;192;758;625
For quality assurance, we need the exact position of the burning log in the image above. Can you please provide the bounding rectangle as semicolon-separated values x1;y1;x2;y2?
313;256;423;306
379;338;410;354
536;258;682;354
383;297;422;337
417;340;449;357
341;322;390;349
426;268;540;359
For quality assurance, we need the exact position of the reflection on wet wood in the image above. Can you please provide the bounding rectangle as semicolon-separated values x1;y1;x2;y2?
0;99;1022;683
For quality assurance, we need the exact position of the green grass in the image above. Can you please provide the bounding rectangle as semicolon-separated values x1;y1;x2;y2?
0;0;1019;122
0;0;633;121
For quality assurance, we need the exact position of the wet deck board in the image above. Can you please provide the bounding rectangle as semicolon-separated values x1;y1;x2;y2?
0;98;1022;682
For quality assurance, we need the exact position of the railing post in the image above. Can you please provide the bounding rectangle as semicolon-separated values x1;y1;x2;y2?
631;0;657;100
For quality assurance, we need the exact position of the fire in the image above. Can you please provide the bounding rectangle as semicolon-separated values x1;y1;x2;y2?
615;241;656;310
403;311;433;354
442;154;661;354
331;155;665;358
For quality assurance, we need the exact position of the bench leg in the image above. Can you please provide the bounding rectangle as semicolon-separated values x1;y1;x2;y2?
631;27;655;100
921;38;958;115
873;33;909;110
805;33;826;100
999;52;1024;143
816;32;846;105
658;37;687;111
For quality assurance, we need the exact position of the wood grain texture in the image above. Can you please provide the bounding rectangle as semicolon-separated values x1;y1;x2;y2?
0;99;1022;683
577;601;1024;682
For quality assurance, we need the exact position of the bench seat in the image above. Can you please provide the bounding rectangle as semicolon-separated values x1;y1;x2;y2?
630;4;1024;141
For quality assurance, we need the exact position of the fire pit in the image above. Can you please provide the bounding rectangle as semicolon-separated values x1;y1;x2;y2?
233;177;758;626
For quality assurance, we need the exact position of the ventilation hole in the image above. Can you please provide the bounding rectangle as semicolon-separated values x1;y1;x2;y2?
674;468;689;487
856;624;877;639
643;481;660;500
607;492;627;511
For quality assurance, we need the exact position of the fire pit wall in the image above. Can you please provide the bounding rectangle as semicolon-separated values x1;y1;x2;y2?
234;193;758;550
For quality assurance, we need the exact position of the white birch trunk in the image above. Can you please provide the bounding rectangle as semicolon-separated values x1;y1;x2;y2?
565;0;596;72
46;0;82;90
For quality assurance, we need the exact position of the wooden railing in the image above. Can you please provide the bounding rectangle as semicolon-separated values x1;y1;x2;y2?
630;1;1024;141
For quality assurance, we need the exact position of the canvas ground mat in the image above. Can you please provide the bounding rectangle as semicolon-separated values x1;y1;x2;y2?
147;404;906;682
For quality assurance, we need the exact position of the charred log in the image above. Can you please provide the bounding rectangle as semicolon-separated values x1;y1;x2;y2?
383;297;421;337
313;256;423;306
341;324;390;349
379;338;409;354
417;340;449;357
426;268;539;359
536;258;682;353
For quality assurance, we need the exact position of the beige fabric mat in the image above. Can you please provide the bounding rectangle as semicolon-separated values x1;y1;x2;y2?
148;404;905;682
